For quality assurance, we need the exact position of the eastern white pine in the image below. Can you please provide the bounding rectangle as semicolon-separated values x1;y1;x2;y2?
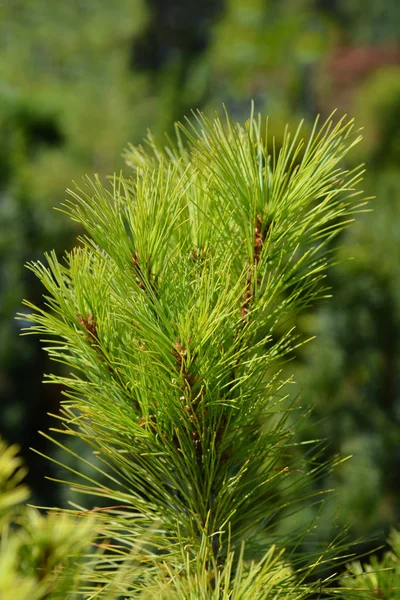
18;109;369;598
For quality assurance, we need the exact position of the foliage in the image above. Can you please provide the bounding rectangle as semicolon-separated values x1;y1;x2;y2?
0;437;30;525
290;66;400;542
341;530;400;599
2;438;399;598
1;0;399;575
0;3;222;504
0;436;316;599
16;108;368;596
0;0;153;506
202;0;400;548
0;437;99;599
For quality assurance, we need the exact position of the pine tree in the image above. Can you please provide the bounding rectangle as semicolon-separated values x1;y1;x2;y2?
20;108;367;597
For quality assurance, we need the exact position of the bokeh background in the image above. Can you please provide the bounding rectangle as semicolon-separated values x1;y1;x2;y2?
1;0;399;558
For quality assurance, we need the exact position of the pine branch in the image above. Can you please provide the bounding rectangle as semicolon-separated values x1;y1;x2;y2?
19;108;368;597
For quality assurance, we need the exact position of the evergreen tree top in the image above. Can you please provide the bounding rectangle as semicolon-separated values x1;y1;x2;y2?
20;108;368;597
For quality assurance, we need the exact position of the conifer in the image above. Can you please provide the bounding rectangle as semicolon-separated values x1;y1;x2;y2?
20;109;368;597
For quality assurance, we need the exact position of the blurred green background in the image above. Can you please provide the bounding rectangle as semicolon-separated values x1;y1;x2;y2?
0;0;399;556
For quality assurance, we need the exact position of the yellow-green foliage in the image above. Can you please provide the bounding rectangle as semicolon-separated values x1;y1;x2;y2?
18;109;368;597
0;438;101;599
341;530;400;599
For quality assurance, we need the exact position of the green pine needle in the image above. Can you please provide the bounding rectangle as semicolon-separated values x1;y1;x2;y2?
18;108;368;597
